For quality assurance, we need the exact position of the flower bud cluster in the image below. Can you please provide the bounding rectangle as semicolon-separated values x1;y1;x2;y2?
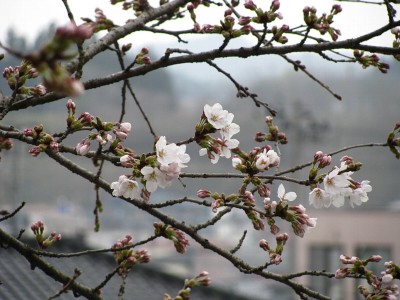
154;222;190;254
354;50;390;74
255;116;287;144
196;190;239;213
191;3;254;37
164;271;211;300
31;220;62;249
335;254;400;299
309;156;372;209
244;0;283;24
112;234;151;276
67;100;135;157
24;124;60;157
308;150;332;182
88;8;115;32
2;61;46;96
387;122;400;159
303;5;342;41
135;48;151;65
259;233;288;265
196;103;240;164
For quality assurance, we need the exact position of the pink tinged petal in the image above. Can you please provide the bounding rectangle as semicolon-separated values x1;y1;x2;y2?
120;122;132;133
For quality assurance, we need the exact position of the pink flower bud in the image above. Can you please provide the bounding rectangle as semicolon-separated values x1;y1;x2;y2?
368;255;382;262
335;268;349;279
28;146;41;157
197;189;211;198
76;139;90;155
23;128;34;137
259;239;270;251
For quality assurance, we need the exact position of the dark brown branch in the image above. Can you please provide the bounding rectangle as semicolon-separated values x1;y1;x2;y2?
3;17;400;114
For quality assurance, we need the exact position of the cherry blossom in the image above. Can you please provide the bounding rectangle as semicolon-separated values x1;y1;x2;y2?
309;187;332;208
141;166;167;192
277;184;297;202
220;122;240;139
347;180;372;208
323;167;350;194
120;154;135;168
156;136;190;167
218;137;239;159
255;149;280;171
204;103;233;129
76;139;91;155
111;175;139;199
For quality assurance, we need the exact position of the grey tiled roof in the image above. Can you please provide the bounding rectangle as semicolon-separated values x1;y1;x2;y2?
0;239;253;300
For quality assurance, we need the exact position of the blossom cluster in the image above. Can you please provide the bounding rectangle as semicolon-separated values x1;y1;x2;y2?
303;5;342;41
66;99;134;156
196;103;240;164
309;154;372;209
335;254;400;299
2;61;46;96
24;124;60;157
111;135;190;199
259;233;288;265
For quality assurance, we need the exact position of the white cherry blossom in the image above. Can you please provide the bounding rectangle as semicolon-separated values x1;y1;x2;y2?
156;136;190;167
220;122;240;139
111;175;139;199
309;187;332;208
204;103;233;129
141;166;167;192
255;149;280;171
323;167;350;195
347;180;372;208
277;184;297;202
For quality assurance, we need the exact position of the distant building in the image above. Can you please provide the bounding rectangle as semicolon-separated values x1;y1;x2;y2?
295;209;400;300
0;238;255;300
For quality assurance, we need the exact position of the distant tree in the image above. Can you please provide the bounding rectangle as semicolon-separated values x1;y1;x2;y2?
1;1;400;299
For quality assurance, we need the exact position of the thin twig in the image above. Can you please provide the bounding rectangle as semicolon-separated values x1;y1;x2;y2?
0;202;25;223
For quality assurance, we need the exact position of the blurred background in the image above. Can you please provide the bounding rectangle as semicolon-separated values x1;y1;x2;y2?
1;1;399;299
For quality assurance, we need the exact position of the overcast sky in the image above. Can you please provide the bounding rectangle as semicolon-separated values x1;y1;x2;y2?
0;0;394;47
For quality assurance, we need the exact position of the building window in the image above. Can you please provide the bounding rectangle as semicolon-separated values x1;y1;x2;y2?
355;245;392;300
309;244;343;299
